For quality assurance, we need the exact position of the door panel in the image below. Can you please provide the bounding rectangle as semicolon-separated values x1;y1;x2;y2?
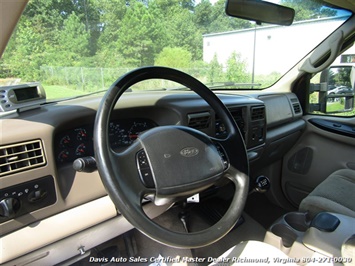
281;115;355;207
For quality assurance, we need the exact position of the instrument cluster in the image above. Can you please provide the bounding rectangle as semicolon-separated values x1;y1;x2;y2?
55;118;157;165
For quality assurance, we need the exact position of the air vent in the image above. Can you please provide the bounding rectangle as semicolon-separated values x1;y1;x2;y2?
0;140;46;177
292;103;302;114
187;112;211;130
251;106;265;121
290;97;302;114
230;108;245;131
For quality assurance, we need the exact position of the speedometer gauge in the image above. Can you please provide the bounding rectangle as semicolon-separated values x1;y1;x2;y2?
109;122;130;148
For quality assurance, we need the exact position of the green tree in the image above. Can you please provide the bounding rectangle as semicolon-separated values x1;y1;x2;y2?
0;0;71;80
116;1;166;66
74;0;101;56
152;0;195;11
207;53;224;83
55;12;90;66
163;5;202;60
334;67;352;87
155;47;192;68
95;0;128;67
225;51;249;83
194;0;213;34
281;0;337;21
208;0;252;33
1;17;46;80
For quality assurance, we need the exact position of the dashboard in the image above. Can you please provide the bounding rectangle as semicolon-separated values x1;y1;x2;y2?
52;93;268;168
0;90;305;265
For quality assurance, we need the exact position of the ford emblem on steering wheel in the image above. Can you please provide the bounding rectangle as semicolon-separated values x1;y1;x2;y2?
180;147;199;157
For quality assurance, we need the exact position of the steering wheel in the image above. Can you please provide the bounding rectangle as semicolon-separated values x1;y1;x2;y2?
94;66;249;248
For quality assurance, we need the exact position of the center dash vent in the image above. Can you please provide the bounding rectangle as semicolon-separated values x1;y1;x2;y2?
251;106;265;121
187;112;211;130
0;140;46;177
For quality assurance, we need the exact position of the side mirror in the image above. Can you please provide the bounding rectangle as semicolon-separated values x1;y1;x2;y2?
321;66;355;113
225;0;295;26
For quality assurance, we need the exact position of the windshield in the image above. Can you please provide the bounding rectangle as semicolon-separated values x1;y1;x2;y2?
0;0;352;100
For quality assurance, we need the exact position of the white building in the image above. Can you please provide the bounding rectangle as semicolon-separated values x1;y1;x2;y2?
203;16;350;75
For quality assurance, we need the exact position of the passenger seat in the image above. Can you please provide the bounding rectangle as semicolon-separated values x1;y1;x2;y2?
299;169;355;218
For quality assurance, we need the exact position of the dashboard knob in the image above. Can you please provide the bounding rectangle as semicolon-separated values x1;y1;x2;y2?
73;156;97;173
28;189;47;203
0;197;20;218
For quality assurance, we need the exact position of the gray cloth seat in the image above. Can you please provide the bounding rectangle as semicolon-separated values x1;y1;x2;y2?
299;169;355;218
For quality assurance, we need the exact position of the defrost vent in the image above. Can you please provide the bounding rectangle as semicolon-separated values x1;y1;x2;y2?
187;112;211;130
251;106;265;121
0;140;46;177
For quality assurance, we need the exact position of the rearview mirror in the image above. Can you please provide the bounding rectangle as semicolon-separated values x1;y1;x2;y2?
225;0;295;26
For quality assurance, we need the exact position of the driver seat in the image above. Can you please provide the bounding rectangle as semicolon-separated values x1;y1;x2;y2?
209;241;297;265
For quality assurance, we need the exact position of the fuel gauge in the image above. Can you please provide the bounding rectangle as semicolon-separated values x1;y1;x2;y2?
58;150;70;163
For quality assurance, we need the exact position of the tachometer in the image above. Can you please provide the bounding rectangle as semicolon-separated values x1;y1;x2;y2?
128;122;149;141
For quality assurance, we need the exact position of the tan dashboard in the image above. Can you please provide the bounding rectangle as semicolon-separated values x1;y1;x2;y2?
0;90;304;265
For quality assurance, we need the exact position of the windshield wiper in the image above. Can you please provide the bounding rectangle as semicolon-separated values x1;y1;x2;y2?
165;82;262;91
41;88;118;105
206;82;262;90
165;86;191;91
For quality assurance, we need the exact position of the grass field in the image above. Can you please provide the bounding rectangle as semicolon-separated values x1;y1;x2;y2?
43;84;88;100
326;99;355;116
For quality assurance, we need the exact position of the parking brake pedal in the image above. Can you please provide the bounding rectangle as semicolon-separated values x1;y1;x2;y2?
249;175;270;195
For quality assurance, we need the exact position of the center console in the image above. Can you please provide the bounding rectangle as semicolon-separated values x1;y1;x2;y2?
264;212;355;265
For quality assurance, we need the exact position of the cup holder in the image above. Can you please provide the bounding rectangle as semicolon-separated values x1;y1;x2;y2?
266;212;311;249
284;212;310;232
270;224;298;248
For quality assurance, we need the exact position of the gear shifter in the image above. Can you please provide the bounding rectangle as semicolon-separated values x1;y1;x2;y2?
249;175;270;195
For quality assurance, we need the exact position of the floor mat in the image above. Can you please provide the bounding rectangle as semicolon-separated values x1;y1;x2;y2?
244;193;289;229
72;192;269;266
191;212;265;265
